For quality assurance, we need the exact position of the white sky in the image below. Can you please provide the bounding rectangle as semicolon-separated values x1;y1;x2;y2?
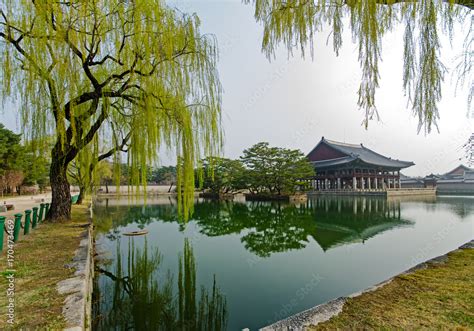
1;0;473;176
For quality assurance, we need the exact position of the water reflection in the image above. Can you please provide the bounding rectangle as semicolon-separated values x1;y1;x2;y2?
93;238;227;330
94;196;414;256
93;195;474;330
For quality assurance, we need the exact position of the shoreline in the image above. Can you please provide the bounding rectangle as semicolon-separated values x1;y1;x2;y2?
260;239;474;330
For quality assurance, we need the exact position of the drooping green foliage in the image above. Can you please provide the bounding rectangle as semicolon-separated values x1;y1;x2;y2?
243;0;473;133
240;142;315;195
198;157;246;195
464;133;474;166
0;0;222;219
67;140;113;202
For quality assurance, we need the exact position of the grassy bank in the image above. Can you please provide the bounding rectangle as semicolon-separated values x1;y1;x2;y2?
0;204;90;330
311;244;474;330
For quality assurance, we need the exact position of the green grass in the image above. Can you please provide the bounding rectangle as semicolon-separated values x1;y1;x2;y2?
0;204;90;330
310;247;474;330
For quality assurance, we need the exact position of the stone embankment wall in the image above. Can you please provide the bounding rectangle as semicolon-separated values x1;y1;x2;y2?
57;209;94;331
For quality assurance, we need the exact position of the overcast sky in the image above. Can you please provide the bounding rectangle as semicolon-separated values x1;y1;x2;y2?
1;0;472;176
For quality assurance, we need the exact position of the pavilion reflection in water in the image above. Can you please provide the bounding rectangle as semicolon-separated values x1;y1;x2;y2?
306;197;410;251
94;196;413;256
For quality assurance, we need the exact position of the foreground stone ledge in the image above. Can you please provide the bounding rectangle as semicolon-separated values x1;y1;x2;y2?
57;221;94;331
260;239;474;331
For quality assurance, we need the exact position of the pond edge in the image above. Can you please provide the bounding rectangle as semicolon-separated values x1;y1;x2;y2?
260;239;474;331
57;203;94;331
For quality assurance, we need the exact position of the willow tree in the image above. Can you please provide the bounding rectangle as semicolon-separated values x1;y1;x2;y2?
0;0;222;220
244;0;473;133
464;133;474;166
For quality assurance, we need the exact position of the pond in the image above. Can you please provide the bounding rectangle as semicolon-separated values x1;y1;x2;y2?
92;195;474;330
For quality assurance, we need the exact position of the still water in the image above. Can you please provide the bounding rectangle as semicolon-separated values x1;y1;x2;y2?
92;195;474;330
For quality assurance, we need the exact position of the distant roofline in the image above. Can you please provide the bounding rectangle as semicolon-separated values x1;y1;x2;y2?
445;164;474;175
307;136;414;168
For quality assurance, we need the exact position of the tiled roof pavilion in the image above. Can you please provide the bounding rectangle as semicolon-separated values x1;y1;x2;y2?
306;137;415;191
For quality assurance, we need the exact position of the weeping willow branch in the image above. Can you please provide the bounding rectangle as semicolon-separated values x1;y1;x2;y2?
244;0;473;133
0;0;222;220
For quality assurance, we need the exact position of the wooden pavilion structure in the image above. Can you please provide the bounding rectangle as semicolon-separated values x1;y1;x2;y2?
307;137;414;192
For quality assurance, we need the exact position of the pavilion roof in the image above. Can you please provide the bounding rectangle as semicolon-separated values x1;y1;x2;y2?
309;137;414;170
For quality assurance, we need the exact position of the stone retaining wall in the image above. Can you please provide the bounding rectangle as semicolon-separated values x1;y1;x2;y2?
308;188;436;197
57;215;94;330
386;188;436;197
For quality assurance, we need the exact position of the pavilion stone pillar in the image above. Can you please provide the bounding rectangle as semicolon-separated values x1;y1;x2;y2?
353;177;357;190
398;177;402;189
361;177;365;190
374;177;378;190
337;178;341;190
325;179;329;190
368;177;371;190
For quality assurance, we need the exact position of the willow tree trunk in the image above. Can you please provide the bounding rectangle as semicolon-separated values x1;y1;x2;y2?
47;145;72;221
77;185;86;205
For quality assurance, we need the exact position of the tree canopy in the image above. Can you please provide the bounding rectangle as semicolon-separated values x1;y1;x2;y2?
0;0;222;219
0;122;22;172
0;123;50;194
240;142;315;195
198;157;246;195
244;0;473;133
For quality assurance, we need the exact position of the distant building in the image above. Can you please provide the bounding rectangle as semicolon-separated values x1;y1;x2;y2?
401;165;474;195
399;173;425;189
437;165;474;194
307;137;414;192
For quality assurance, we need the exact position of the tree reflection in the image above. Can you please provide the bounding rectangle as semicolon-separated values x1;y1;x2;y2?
93;238;227;330
434;196;474;219
190;198;412;255
94;197;413;257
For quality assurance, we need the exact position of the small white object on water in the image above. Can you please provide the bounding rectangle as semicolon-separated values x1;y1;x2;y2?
123;230;149;236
